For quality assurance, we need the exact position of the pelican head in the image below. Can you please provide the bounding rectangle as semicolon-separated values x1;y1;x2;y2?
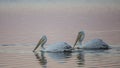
73;31;85;49
33;35;47;52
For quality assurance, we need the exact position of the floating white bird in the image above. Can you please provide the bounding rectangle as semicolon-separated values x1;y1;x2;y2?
33;35;72;52
33;31;110;52
73;31;110;49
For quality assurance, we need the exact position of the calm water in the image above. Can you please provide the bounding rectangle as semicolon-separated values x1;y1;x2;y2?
0;44;120;68
0;0;120;68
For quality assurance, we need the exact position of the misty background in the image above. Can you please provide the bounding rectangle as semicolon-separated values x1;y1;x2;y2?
0;0;120;45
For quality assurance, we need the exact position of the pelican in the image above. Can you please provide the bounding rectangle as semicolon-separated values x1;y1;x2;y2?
33;35;72;52
33;31;110;52
73;31;110;49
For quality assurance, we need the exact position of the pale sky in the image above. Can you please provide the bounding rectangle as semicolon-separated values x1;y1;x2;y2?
0;0;120;44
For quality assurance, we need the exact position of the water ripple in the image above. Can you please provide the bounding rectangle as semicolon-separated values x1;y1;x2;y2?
0;45;120;68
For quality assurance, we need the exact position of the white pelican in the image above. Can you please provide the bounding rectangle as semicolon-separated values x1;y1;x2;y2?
73;31;110;49
33;35;72;52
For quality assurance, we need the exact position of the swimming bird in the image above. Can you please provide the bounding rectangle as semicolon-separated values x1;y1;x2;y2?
73;31;110;49
33;35;72;52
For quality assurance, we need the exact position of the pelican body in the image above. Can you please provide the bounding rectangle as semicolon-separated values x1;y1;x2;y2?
82;39;109;49
44;42;72;52
33;35;72;52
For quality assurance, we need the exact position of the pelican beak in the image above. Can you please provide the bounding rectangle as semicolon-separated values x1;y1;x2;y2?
73;33;81;49
33;35;47;52
33;38;43;52
73;31;85;49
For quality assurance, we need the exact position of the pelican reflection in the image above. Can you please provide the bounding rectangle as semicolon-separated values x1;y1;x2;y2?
47;52;72;62
34;51;85;68
34;51;47;68
76;52;85;67
34;51;72;66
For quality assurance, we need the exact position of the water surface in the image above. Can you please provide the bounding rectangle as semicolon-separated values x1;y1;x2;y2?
0;44;120;68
